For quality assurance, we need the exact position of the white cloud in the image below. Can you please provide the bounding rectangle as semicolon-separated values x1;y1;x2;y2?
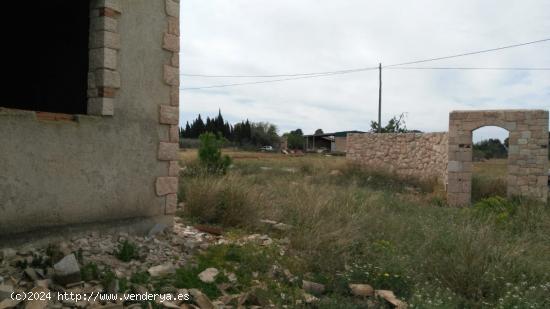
180;0;550;139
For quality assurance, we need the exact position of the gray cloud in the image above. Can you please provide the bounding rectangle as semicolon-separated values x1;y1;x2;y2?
180;0;550;141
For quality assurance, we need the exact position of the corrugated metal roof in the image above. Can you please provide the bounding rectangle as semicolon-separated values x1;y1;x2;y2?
304;130;365;137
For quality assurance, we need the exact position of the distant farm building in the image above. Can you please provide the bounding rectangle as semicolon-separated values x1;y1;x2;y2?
304;131;365;153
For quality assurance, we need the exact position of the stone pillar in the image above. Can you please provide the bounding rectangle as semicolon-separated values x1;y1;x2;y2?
448;110;548;206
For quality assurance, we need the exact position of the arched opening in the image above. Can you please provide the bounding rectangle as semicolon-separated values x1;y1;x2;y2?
471;126;509;202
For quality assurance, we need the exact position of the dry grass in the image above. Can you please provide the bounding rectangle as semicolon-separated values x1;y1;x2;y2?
473;158;508;178
179;150;550;308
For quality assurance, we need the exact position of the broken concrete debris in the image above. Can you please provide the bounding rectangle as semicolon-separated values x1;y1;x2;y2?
0;219;408;308
53;254;81;286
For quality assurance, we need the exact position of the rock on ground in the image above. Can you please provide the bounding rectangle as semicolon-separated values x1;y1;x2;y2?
0;285;13;302
53;254;81;285
198;268;219;283
349;283;374;297
302;280;325;296
148;263;176;277
189;289;215;309
24;287;49;309
376;290;408;309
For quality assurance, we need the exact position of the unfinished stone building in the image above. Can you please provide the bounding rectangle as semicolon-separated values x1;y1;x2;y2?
347;110;549;206
0;0;180;239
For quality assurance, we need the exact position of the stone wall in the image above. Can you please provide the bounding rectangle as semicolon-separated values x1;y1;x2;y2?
448;110;548;206
346;133;449;183
334;136;347;153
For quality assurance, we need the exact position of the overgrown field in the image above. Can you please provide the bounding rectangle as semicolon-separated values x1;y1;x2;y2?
178;149;550;308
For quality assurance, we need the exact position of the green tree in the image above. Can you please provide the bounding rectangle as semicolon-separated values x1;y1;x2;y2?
370;113;414;133
473;138;507;160
250;122;279;146
198;133;232;175
284;128;304;150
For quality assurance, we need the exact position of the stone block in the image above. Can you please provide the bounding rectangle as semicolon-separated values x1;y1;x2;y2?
449;112;468;120
166;0;179;18
159;105;179;125
163;33;179;52
168;161;180;176
169;125;179;143
504;122;516;131
99;7;120;18
87;98;114;116
170;87;179;106
165;194;177;215
87;88;99;98
156;177;178;196
167;16;180;35
91;0;122;13
98;87;117;98
448;161;461;172
158;142;178;161
87;72;97;89
171;53;179;67
89;31;120;50
89;48;117;70
508;145;519;155
91;16;118;32
95;69;121;88
164;65;179;86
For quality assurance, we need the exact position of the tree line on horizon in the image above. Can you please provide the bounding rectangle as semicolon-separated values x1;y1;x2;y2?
179;110;280;147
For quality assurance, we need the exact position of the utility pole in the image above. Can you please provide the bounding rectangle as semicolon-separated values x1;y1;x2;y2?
378;63;382;133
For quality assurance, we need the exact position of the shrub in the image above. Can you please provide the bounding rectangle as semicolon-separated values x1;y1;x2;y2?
472;196;517;223
337;163;438;193
81;262;100;281
183;175;258;228
471;175;506;202
198;132;232;175
114;240;140;262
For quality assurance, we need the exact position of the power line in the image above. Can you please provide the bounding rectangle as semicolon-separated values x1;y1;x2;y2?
180;70;375;90
181;37;550;90
387;67;550;71
180;66;550;90
180;66;378;78
180;37;550;79
383;38;550;68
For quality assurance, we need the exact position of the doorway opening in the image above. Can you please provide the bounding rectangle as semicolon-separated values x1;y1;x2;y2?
471;126;509;202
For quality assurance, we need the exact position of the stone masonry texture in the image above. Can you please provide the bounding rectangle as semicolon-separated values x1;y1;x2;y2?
346;132;449;184
448;110;548;206
346;110;549;207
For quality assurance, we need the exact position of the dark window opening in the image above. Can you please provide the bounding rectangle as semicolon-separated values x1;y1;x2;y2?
1;1;90;114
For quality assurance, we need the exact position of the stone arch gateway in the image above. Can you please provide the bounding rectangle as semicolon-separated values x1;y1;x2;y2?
447;110;549;206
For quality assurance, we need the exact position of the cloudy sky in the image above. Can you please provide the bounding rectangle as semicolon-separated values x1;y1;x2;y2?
179;0;550;141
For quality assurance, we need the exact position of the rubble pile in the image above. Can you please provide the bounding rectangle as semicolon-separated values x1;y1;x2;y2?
0;218;222;309
0;217;407;309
